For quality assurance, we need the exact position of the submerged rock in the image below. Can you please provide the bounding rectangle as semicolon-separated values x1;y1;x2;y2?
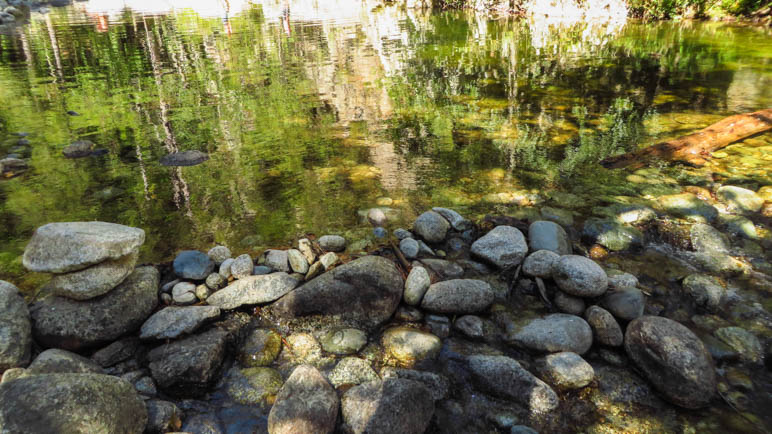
0;158;28;177
341;378;435;434
23;222;145;274
506;313;593;355
682;274;725;311
0;373;147;434
465;355;558;415
147;328;227;396
656;193;717;223
470;225;528;269
269;365;339;434
45;250;139;300
62;140;94;158
716;185;763;213
31;266;159;351
224;366;282;405
382;327;442;367
601;288;645;321
535;351;594;390
714;327;763;364
420;279;494;314
329;357;379;387
159;150;209;166
624;316;716;409
0;281;31;371
413;211;450;243
690;224;730;253
145;400;180;434
206;272;299;309
582;218;644;251
320;328;367;355
270;256;403;330
239;328;281;367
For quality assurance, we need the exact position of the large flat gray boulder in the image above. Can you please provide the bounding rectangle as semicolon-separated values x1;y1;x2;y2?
0;373;147;434
270;256;403;330
44;250;139;300
31;266;159;351
23;222;145;273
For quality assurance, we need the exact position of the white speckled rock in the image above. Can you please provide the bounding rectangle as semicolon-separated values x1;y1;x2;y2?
44;251;139;301
552;255;608;297
522;250;559;278
229;254;254;279
470;226;528;269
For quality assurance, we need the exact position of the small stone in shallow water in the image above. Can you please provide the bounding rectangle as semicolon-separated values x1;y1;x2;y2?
584;306;623;347
606;270;638;289
367;208;388;227
373;227;388;238
507;313;593;355
341;378;434;434
529;220;571;255
582;218;644;252
535;351;594;390
716;185;764;213
454;315;484;339
425;314;450;338
601;288;645;321
62;140;94;158
656;193;717;223
159;150;209;167
554;291;585;315
682;274;725;312
239;328;282;367
400;238;420;259
319;235;346;252
173;250;214;280
540;206;574;227
714;327;763;365
224;366;283;405
690;224;730;253
328;357;379;387
320;328;367;355
382;326;442;367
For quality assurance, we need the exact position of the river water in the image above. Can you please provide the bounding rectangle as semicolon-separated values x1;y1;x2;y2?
1;1;772;432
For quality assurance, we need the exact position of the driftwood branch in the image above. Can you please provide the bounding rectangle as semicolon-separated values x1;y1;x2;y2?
601;108;772;169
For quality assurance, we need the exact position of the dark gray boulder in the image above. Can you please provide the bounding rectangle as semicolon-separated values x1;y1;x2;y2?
0;373;147;434
624;316;716;409
0;281;31;370
270;256;403;330
341;378;435;434
30;266;159;351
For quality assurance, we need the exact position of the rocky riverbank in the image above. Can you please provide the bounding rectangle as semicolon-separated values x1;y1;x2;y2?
1;191;771;433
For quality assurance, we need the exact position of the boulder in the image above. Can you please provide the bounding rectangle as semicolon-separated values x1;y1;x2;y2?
270;256;403;330
173;250;214;280
528;220;571;255
147;328;227;397
30;267;159;351
507;313;593;355
465;355;558;414
535;352;594;390
0;373;147;434
341;378;435;434
44;250;139;300
413;211;450;243
23;222;145;273
420;279;494;314
552;255;608;298
140;306;221;340
624;316;716;408
268;365;338;434
25;349;103;375
470;225;528;269
206;273;299;309
0;281;31;370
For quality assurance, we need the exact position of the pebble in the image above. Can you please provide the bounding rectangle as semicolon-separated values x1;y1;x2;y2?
328;357;379;387
552;255;608;298
715;327;763;364
535;351;594;390
394;228;413;240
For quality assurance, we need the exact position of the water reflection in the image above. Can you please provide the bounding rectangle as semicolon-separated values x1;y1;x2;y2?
0;2;770;286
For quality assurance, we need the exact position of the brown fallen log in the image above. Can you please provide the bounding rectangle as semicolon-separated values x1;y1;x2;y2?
601;108;772;169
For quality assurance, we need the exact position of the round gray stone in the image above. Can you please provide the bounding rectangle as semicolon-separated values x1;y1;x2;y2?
404;266;430;306
535;351;594;390
682;274;725;312
470;225;528;269
230;254;254;279
420;279;494;314
413;211;450;243
382;327;442;367
554;291;586;315
44;250;139;301
173;251;214;280
400;238;420;259
328;357;379;388
264;250;290;272
522;250;559;278
552;255;608;297
171;282;197;305
320;328;368;355
528;220;571;255
507;313;593;355
584;306;623;347
601;288;645;321
206;246;231;265
319;235;346;252
205;272;227;291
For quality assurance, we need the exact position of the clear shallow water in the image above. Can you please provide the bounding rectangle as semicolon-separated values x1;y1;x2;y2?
0;2;771;292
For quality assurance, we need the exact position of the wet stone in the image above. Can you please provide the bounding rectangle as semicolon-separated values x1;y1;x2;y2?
582;218;644;251
715;327;763;364
147;329;228;396
239;328;282;367
522;250;559;278
382;326;442;367
535;351;594;390
657;193;717;223
341;378;435;434
584;306;623;347
421;279;494;314
716;185;764;213
507;313;593;355
320;328;367;355
425;314;450;338
328;357;379;387
690;224;730;253
601;288;645;321
552;255;608;298
224;366;283;405
268;365;338;434
454;315;484;339
554;290;586;315
400;238;420;259
682;274;725;312
529;220;571;255
380;367;449;401
404;266;431;306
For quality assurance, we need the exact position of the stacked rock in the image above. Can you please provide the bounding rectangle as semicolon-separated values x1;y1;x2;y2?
22;222;159;350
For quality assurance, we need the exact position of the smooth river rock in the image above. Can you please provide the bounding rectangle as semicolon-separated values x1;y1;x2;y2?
420;279;494;314
30;266;159;351
465;355;559;415
45;250;139;300
23;222;145;273
528;220;571;255
24;348;104;376
173;250;215;280
624;316;716;409
507;313;593;355
716;185;764;213
268;365;338;434
470;225;528;269
319;235;346;252
140;306;221;340
535;352;594;390
230;254;254;279
341;378;435;434
382;327;442;367
206;272;299;309
0;281;31;370
432;207;473;231
552;255;608;298
522;250;560;278
403;266;431;306
413;211;450;243
270;256;403;330
0;373;147;434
